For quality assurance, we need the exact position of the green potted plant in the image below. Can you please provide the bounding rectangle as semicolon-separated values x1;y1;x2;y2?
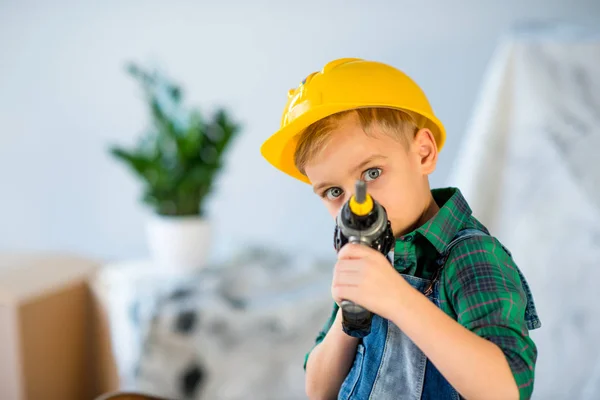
110;63;240;271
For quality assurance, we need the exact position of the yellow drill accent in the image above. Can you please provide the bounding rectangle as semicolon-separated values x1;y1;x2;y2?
349;193;374;216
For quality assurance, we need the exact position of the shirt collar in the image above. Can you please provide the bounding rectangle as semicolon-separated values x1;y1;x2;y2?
398;187;473;254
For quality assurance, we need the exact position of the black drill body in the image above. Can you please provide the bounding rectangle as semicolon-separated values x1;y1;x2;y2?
333;180;395;338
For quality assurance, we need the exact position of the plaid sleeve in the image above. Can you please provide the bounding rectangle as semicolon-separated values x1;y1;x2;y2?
304;302;339;370
442;235;538;399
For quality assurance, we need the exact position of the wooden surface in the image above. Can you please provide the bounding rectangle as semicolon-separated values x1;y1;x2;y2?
95;391;174;400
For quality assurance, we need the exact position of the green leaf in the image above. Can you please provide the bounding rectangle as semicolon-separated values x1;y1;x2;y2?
109;147;154;180
109;63;241;216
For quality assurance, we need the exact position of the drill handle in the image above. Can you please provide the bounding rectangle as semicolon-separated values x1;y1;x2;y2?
339;237;373;338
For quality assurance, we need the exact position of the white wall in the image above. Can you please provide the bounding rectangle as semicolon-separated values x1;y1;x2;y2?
1;0;599;264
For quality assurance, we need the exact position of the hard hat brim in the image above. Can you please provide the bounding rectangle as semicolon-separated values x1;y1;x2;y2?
261;103;446;185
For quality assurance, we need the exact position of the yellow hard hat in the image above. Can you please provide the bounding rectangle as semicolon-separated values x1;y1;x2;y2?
260;57;446;184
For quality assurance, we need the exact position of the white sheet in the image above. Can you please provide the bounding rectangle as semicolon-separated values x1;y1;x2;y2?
447;23;600;400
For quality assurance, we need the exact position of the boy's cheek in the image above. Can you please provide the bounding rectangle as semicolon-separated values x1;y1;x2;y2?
319;195;349;219
322;200;341;219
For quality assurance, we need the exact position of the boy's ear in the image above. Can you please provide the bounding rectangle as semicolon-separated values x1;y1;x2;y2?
413;128;438;175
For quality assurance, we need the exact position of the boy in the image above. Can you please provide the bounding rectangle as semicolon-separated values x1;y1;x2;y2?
260;58;541;400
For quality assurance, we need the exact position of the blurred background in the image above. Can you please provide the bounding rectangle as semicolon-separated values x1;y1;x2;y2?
1;1;599;399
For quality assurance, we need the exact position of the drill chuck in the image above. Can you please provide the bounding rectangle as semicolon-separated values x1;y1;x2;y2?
348;180;373;216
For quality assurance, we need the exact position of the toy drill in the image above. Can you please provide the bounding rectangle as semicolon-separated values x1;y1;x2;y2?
333;180;396;338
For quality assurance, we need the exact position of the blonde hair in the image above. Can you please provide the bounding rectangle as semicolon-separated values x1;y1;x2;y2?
294;107;423;175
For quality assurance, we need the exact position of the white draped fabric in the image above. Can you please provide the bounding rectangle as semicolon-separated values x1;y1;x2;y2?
447;24;600;400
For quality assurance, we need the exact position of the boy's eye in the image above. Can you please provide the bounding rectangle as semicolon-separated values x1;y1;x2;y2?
363;167;382;182
324;187;343;200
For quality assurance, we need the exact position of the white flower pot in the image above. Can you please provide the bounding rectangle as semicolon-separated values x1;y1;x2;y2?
145;214;212;272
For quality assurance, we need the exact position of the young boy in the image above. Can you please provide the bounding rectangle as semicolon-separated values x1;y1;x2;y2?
260;58;541;400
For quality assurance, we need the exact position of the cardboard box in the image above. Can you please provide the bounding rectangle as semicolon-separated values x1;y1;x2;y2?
0;253;119;400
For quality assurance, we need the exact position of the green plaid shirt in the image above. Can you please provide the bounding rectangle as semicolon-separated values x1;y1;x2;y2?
306;187;539;399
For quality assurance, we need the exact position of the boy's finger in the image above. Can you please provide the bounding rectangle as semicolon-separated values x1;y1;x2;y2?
332;286;358;305
337;243;376;260
334;259;362;272
333;275;361;288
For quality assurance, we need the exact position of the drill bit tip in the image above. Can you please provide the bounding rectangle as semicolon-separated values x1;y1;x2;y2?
355;180;366;203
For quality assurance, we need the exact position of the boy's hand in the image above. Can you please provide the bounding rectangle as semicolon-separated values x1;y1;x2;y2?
332;243;407;321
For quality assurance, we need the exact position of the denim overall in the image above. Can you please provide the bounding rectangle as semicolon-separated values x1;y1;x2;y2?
338;228;541;400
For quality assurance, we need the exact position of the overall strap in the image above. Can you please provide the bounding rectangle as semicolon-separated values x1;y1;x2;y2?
429;228;542;331
438;228;488;265
424;229;486;296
